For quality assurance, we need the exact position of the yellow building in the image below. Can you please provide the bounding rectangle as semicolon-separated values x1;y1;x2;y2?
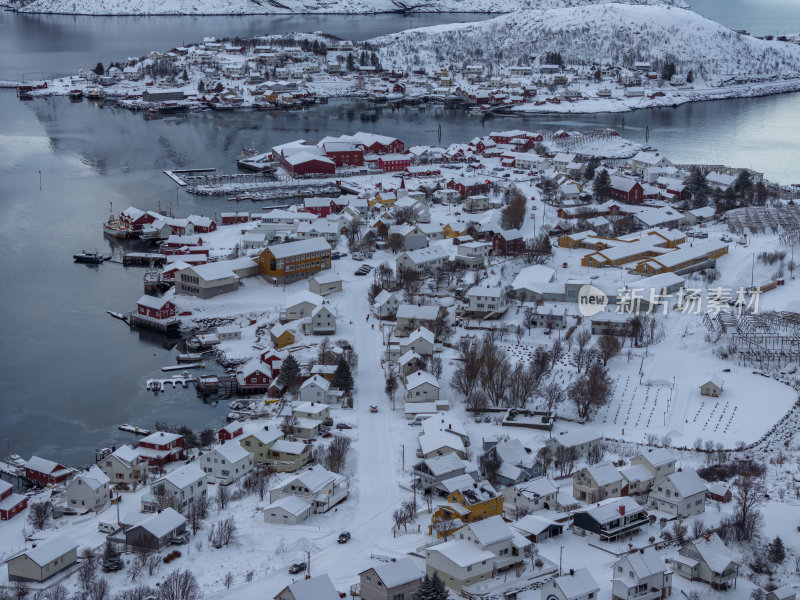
368;192;398;209
442;224;469;239
257;238;331;283
270;324;295;349
429;486;503;538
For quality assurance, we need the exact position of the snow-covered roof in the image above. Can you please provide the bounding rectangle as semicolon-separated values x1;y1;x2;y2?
213;440;251;463
690;534;739;573
583;463;623;487
267;237;331;259
418;430;464;456
182;262;237;283
415;453;466;477
17;535;77;566
399;350;423;365
286;291;323;309
516;477;558;498
365;557;424;588
111;445;140;466
633;151;669;166
140;431;182;445
159;463;205;490
406;369;440;390
300;375;331;391
577;497;644;525
666;469;706;497
618;464;653;484
136;294;172;309
707;171;737;186
76;465;110;490
467;515;513;546
294;400;329;414
467;285;502;298
622;548;666;579
396;304;440;320
422;414;467;440
282;467;342;494
552;568;600;600
427;539;494;568
408;327;435;344
637;447;675;468
132;508;186;538
399;246;448;264
25;455;63;474
281;574;340;600
0;480;12;495
513;514;560;536
270;439;308;454
266;495;312;517
548;428;601;449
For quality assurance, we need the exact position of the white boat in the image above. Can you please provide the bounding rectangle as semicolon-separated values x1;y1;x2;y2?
177;353;202;362
118;424;151;435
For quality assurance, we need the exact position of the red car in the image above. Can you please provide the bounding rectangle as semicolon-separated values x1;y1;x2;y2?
369;405;378;413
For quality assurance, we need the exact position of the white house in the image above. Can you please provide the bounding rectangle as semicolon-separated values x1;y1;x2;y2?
201;440;254;485
308;274;343;296
630;448;676;482
631;152;673;176
612;549;672;600
540;568;600;600
544;429;602;459
425;540;495;594
264;495;313;525
649;469;706;517
456;241;491;269
466;286;507;316
269;467;348;513
274;574;341;600
674;534;739;589
65;466;110;512
402;327;435;357
459;515;530;571
306;304;336;335
142;463;207;513
98;445;146;489
503;477;558;514
396;246;449;273
405;370;440;403
373;290;401;318
299;375;333;404
283;291;323;321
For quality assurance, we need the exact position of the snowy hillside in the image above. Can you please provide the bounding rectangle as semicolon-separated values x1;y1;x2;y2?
4;0;686;16
373;4;800;81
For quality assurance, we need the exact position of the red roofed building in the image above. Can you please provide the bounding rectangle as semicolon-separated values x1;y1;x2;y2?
0;480;27;520
609;176;644;204
136;295;176;320
24;456;72;485
302;197;338;217
217;422;244;442
493;230;525;255
120;207;157;232
322;141;364;167
221;212;250;225
378;154;411;172
137;431;184;467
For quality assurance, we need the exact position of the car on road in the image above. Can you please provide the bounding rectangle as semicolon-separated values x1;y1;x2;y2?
369;405;378;413
337;531;351;544
335;423;352;430
288;562;306;574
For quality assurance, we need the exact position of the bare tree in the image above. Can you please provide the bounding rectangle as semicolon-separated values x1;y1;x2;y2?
432;517;455;541
388;233;405;253
215;484;231;511
86;578;110;600
223;572;234;590
511;503;530;521
692;519;705;539
159;569;201;600
46;585;69;600
507;363;540;409
596;334;621;365
537;446;552;477
465;389;489;412
540;381;564;416
208;516;237;548
324;435;352;474
731;475;766;541
243;467;273;502
450;337;482;402
78;556;97;592
27;501;53;530
428;356;443;380
279;415;298;439
554;446;578;477
550;337;564;369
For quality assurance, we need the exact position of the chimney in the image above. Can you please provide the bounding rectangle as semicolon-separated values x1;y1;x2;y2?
619;504;626;516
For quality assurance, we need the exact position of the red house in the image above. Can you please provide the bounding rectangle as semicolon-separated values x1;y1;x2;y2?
352;132;405;154
322;142;364;167
0;480;27;520
609;176;644;204
378;154;411;172
446;177;490;198
137;431;184;466
260;350;283;373
488;130;530;144
120;207;157;232
217;422;244;442
237;364;272;394
283;153;336;176
24;456;72;485
187;215;217;234
303;197;338;217
493;230;525;255
136;295;176;320
221;212;250;225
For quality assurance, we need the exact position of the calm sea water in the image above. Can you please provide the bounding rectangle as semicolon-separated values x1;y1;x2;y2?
0;2;798;466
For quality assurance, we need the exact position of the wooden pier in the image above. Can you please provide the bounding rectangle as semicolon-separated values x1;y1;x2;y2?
146;375;196;392
164;168;216;186
128;313;180;333
123;252;166;267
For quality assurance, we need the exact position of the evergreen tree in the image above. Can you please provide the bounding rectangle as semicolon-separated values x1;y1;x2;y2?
734;170;752;194
686;69;694;83
346;54;355;72
197;80;205;93
686;167;710;207
593;169;611;202
661;61;676;81
214;82;224;93
584;156;600;181
181;68;189;81
429;572;448;600
93;62;105;76
412;574;433;600
101;541;124;573
331;358;354;394
277;354;301;389
768;536;786;563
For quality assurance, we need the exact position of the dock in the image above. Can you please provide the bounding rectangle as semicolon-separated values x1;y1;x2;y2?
128;313;180;333
161;362;204;372
123;252;166;267
164;168;216;186
146;374;196;392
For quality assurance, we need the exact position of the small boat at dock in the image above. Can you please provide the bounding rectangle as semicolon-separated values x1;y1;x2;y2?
69;89;83;101
177;353;202;362
74;250;110;263
118;424;151;435
107;311;127;321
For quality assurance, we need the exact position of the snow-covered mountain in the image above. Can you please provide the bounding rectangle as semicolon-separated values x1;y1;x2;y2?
5;0;685;16
373;3;800;81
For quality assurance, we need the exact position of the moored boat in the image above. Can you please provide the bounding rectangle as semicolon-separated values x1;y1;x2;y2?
118;424;151;435
74;250;110;263
103;214;131;239
69;89;83;101
177;353;203;362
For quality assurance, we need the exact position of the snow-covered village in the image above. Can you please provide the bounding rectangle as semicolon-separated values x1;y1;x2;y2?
1;2;800;600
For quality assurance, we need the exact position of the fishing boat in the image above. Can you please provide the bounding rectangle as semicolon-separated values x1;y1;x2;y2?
69;89;83;101
177;353;203;362
118;424;151;435
85;87;105;100
103;214;131;239
74;250;110;263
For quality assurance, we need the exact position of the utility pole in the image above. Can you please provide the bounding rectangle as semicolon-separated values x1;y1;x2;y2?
38;170;42;190
307;550;311;577
559;546;563;576
401;444;404;471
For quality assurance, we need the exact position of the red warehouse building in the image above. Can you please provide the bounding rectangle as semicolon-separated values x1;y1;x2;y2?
493;230;525;255
446;177;491;198
378;154;411;172
0;480;27;520
322;141;364;167
302;197;339;217
217;422;244;442
609;176;644;204
237;364;272;394
351;132;405;154
24;456;72;485
221;212;250;225
120;207;157;232
137;431;184;467
136;295;176;320
283;152;336;176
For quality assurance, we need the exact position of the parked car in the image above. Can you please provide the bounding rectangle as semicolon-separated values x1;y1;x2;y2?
352;251;364;261
335;423;352;430
337;531;351;544
369;405;378;413
288;562;307;574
